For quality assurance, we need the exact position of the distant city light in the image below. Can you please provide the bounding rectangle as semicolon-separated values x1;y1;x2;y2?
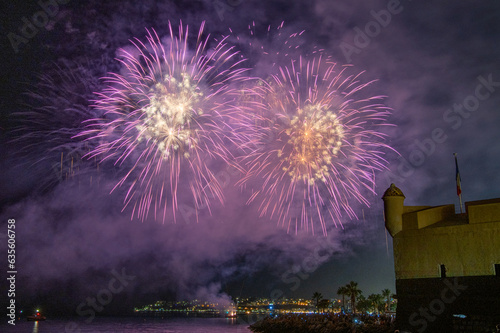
453;314;467;319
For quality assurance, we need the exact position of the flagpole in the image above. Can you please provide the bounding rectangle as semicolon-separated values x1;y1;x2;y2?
458;186;463;214
454;153;463;214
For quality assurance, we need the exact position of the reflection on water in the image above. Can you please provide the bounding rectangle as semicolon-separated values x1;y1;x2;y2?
2;316;262;333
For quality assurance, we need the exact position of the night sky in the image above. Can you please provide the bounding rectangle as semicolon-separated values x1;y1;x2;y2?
1;0;499;317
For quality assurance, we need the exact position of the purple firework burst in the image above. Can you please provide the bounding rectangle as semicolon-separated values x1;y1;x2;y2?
239;55;395;235
81;21;251;222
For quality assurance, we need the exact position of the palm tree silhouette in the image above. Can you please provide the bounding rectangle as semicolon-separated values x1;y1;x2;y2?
312;292;323;312
345;281;362;314
318;299;330;313
368;293;384;314
337;286;349;312
381;288;392;313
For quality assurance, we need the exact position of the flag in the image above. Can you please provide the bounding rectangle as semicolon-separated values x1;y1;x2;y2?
454;153;462;196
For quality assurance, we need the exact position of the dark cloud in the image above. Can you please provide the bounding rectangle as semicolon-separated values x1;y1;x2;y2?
0;174;375;314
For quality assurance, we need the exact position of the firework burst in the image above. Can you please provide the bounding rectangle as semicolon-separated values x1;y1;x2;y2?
81;21;250;222
239;55;394;235
12;60;102;190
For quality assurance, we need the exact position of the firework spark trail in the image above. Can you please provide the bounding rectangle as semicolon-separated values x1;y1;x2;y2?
227;21;317;73
11;60;103;189
80;21;251;222
14;61;101;155
239;55;394;235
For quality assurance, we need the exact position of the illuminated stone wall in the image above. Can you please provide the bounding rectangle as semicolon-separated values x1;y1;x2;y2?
382;185;500;332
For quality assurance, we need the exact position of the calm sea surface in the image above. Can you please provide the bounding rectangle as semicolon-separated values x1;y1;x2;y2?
2;316;258;333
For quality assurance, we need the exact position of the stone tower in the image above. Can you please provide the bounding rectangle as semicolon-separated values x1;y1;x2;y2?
382;183;405;237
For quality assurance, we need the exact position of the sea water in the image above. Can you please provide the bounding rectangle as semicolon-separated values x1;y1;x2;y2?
1;316;256;333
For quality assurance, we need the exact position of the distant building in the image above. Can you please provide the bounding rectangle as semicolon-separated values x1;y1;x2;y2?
382;184;500;332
